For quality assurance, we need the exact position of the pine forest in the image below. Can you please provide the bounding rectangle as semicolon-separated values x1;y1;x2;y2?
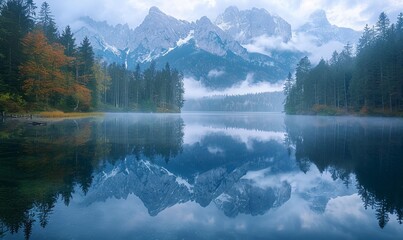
284;12;403;116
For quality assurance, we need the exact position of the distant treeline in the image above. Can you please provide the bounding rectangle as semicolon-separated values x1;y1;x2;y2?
183;92;284;112
0;1;184;113
284;12;403;116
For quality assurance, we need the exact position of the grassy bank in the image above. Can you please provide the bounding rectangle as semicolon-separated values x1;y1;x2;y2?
36;111;104;118
289;105;403;117
1;109;181;120
35;110;180;118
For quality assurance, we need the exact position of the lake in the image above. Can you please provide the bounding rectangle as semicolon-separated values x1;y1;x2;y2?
0;113;402;240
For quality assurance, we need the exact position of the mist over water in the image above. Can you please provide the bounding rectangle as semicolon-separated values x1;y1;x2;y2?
183;76;284;100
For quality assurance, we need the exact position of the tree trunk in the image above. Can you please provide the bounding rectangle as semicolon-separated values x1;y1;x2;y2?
74;99;80;112
344;75;348;111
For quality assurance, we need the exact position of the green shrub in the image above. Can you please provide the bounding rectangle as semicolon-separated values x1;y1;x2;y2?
0;93;26;113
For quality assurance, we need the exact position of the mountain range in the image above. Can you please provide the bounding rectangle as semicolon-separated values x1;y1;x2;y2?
73;6;360;89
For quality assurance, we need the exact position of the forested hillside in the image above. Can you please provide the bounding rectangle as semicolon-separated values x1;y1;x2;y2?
284;12;403;116
0;1;184;113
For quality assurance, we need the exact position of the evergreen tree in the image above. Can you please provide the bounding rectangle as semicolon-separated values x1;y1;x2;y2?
283;72;293;97
283;72;295;113
357;25;375;53
60;25;76;57
295;56;311;90
397;13;403;32
78;37;96;108
0;0;34;94
376;12;390;40
339;43;354;109
25;0;36;18
143;61;156;104
38;2;58;43
93;61;110;105
171;69;184;110
295;56;311;111
133;64;142;106
160;62;171;108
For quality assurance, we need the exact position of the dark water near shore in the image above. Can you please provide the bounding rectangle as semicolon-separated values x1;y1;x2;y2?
0;113;402;240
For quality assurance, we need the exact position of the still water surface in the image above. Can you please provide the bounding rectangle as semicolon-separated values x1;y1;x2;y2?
0;113;402;239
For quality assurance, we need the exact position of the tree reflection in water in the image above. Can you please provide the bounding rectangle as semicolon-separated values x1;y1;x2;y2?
0;115;184;239
284;115;403;228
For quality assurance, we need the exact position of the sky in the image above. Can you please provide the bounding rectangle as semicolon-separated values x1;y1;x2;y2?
38;0;403;31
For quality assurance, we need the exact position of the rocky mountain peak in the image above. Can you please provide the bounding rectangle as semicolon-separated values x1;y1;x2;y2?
193;15;248;58
251;7;270;15
149;6;163;15
215;6;292;43
143;6;173;23
131;7;192;60
220;6;240;19
197;16;213;25
308;9;331;27
297;9;360;46
226;6;240;13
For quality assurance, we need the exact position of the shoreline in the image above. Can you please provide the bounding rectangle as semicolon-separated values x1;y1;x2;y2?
2;110;402;120
1;111;104;119
285;111;403;118
286;106;403;118
0;110;181;120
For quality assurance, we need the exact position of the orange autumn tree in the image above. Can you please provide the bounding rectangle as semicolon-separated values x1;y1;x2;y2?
72;83;91;111
20;30;88;109
20;30;70;107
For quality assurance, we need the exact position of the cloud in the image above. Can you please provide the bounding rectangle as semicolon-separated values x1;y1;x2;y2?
207;146;225;155
243;33;345;64
184;74;284;99
325;194;367;221
243;36;292;56
207;69;225;78
183;124;285;147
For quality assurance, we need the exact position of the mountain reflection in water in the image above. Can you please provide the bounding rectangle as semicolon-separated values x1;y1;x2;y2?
0;113;402;240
